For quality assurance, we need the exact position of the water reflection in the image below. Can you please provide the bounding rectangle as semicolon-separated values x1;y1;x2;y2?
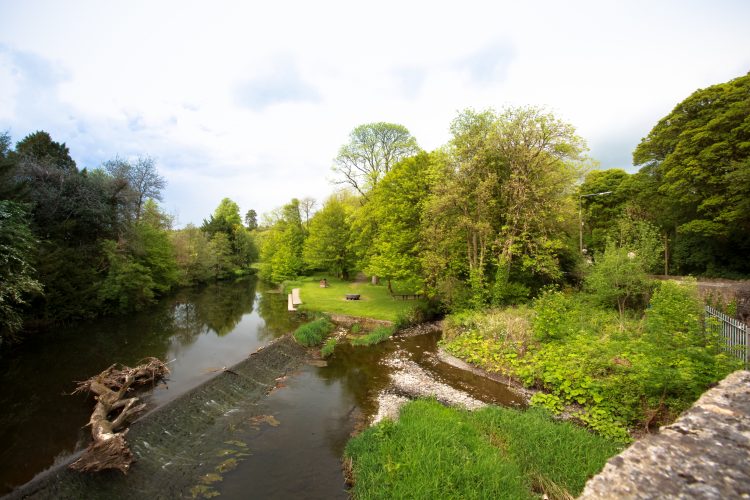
0;277;296;496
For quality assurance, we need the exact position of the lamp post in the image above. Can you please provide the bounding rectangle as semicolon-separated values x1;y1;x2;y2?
579;191;613;254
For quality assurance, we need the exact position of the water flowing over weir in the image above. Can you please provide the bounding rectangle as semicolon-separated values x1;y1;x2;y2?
7;336;307;499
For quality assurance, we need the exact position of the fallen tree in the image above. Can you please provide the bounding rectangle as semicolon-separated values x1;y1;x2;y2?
70;357;169;473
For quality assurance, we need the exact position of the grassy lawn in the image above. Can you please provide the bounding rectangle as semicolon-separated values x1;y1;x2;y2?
286;276;423;322
345;399;621;500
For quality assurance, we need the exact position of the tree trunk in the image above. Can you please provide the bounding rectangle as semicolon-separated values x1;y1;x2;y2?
664;232;669;276
371;275;379;285
69;358;169;474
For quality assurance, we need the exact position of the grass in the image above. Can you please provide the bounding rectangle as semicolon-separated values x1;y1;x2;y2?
351;326;395;346
291;276;423;322
292;317;335;347
321;337;338;357
345;399;621;500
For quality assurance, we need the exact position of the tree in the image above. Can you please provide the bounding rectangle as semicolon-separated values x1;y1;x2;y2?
584;216;662;322
0;201;43;341
202;198;257;269
208;232;235;279
579;169;631;255
171;224;214;284
98;200;178;313
585;242;652;323
15;131;76;171
0;131;26;201
303;195;354;278
363;152;437;293
244;209;258;230
332;122;420;198
633;72;750;276
299;197;317;229
104;156;166;221
259;199;306;283
202;198;243;236
423;107;585;308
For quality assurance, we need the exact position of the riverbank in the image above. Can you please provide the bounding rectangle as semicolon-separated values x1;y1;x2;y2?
337;324;621;499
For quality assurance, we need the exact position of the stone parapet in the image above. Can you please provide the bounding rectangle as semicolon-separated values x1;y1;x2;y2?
580;370;750;499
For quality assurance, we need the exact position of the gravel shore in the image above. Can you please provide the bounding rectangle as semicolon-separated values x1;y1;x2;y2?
371;350;487;424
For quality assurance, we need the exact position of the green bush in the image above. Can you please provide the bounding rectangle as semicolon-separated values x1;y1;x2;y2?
531;289;577;341
293;317;334;347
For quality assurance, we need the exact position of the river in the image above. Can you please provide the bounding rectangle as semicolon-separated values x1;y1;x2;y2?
0;277;520;498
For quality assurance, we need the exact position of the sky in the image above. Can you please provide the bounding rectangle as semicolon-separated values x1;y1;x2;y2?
1;0;749;226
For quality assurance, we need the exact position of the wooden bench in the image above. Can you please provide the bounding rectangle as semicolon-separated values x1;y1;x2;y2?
391;294;423;301
345;294;361;301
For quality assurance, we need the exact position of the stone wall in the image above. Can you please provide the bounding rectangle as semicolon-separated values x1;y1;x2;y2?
580;370;750;499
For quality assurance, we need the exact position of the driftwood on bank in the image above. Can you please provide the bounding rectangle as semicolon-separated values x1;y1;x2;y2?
70;357;169;474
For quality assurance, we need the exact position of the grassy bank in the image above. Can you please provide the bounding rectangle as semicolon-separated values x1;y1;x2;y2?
285;276;422;322
345;399;621;499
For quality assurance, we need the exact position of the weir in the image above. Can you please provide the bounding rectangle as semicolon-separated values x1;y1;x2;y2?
6;336;307;500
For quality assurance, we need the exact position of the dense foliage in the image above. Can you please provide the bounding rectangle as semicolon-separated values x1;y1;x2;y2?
442;280;740;441
581;72;750;277
0;130;259;343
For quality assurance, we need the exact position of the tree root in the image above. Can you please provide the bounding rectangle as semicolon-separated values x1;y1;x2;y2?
69;357;169;474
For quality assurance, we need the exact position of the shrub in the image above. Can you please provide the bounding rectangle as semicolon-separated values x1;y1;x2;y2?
529;393;564;415
293;317;334;347
531;289;576;341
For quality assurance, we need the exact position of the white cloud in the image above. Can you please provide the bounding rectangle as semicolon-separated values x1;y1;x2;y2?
1;0;749;224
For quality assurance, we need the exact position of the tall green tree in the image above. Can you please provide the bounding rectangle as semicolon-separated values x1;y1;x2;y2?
423;107;585;308
15;131;76;171
98;200;178;313
578;169;630;255
303;194;354;279
633;72;750;276
244;209;258;230
0;201;43;341
171;224;214;284
332;122;420;198
363;152;437;293
259;198;306;283
202;198;257;269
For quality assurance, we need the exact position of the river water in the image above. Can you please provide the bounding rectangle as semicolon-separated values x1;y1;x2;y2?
0;278;520;498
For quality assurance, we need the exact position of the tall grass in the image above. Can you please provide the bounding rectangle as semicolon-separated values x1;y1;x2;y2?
345;399;621;499
293;317;334;347
351;326;395;346
321;337;337;357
